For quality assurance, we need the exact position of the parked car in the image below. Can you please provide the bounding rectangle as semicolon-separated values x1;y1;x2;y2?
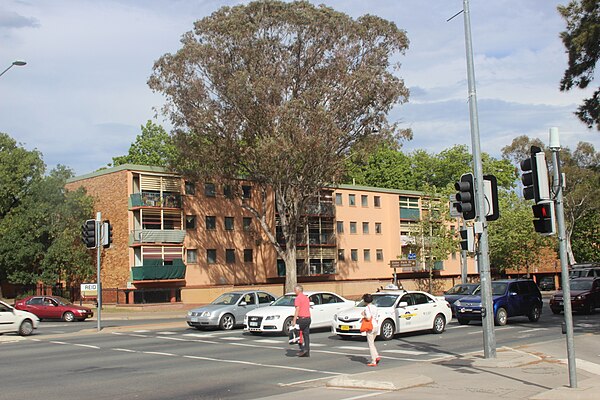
444;283;479;314
549;277;600;315
14;296;94;322
0;300;39;336
186;290;276;330
332;290;453;340
569;263;600;279
453;279;542;326
244;291;354;335
538;276;556;291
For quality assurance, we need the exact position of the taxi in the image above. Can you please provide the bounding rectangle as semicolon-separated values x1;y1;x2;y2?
332;289;452;340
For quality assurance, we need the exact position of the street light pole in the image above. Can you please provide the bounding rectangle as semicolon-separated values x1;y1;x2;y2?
462;0;496;358
0;60;27;78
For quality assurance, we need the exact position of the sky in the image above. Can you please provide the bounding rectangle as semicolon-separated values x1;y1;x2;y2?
1;0;598;176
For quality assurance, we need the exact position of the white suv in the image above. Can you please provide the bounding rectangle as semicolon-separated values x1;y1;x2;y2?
0;300;39;336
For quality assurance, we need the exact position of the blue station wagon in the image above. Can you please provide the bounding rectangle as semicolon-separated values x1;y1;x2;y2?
453;279;542;326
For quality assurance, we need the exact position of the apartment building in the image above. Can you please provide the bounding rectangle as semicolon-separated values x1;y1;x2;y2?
66;165;476;304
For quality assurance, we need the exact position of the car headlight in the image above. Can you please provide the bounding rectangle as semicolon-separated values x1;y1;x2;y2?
454;300;462;307
187;311;193;317
265;315;280;320
574;295;586;300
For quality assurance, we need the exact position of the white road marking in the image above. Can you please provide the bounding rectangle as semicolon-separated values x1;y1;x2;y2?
157;336;188;341
183;333;214;338
446;325;470;329
39;324;70;328
221;337;244;341
336;346;369;351
116;333;148;338
278;375;335;386
72;344;100;349
133;330;150;333
156;331;177;335
112;348;137;353
49;341;69;345
560;358;600;376
518;328;549;334
310;343;325;347
383;349;428;355
255;339;282;344
340;392;385;400
143;351;177;357
496;327;515;331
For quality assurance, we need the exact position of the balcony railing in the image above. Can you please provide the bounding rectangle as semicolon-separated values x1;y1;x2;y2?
304;203;335;216
130;192;182;209
129;229;186;244
131;260;186;281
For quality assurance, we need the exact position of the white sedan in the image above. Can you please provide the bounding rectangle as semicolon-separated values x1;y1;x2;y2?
244;291;355;335
332;290;452;340
0;300;39;336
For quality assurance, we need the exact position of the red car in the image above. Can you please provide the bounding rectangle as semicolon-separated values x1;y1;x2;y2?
14;296;94;322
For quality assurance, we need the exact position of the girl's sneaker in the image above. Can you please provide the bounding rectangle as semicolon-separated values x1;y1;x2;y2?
367;362;377;367
376;357;381;364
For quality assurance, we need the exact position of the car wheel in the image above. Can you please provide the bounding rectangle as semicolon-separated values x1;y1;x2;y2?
495;308;508;326
219;314;235;330
379;319;395;341
432;314;446;334
19;319;34;336
63;311;75;322
551;308;561;315
457;317;470;325
528;305;541;322
282;317;293;336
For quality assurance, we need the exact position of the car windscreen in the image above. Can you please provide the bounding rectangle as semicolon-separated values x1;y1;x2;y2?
356;294;398;308
54;297;72;305
446;285;477;295
570;280;593;291
271;295;296;307
211;293;241;305
474;283;507;297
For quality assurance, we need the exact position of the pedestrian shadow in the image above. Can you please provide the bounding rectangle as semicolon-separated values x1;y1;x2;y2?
346;354;368;365
284;349;299;357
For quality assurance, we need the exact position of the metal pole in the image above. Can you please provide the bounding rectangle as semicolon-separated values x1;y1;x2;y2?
96;212;102;332
461;218;468;284
462;0;496;358
549;127;577;388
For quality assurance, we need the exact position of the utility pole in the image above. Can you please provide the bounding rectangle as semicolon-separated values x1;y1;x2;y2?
461;218;468;283
96;212;102;332
462;0;496;358
549;127;577;388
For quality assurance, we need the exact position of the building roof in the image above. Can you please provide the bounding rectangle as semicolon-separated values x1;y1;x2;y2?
334;183;423;197
66;164;176;183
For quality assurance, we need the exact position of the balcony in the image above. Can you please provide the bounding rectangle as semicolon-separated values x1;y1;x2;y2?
129;229;186;245
304;203;334;216
131;260;186;281
129;192;182;209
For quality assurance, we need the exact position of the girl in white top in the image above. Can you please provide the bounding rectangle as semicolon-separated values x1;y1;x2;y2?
361;293;381;366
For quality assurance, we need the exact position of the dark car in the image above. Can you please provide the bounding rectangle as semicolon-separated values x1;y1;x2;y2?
549;277;600;315
14;295;94;322
569;265;600;279
453;279;542;326
538;276;556;291
444;283;479;314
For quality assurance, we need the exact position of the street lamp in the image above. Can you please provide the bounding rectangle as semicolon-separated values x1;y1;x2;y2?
0;60;27;78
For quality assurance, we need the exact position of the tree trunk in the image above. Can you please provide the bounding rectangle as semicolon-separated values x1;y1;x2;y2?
565;230;576;266
0;284;3;299
283;245;298;294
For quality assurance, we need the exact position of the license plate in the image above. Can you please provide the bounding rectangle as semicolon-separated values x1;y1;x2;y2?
249;322;258;327
464;308;472;312
191;317;199;322
340;325;350;331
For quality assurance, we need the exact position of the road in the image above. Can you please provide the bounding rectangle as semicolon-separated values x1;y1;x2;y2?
1;301;598;400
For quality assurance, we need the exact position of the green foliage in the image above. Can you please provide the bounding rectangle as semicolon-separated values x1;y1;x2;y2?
558;0;600;130
112;120;176;167
571;211;600;262
0;135;94;287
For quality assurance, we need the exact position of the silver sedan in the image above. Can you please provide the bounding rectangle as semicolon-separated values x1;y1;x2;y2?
186;290;276;330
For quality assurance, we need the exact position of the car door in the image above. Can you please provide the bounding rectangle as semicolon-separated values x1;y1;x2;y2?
24;297;46;318
235;292;258;321
396;293;419;332
257;292;275;308
410;293;436;330
506;282;524;316
43;297;63;319
319;293;347;325
308;293;326;326
0;303;16;333
593;280;600;308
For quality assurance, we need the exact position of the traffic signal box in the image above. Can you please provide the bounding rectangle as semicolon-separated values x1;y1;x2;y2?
81;219;97;249
520;146;551;203
532;202;556;235
454;173;476;220
102;220;113;249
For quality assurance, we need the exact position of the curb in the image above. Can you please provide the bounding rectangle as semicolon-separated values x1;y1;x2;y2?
326;373;433;391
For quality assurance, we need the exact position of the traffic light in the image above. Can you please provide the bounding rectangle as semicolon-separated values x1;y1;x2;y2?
454;173;476;220
520;146;550;203
102;220;113;249
81;219;97;249
483;174;500;221
459;227;475;252
532;202;556;235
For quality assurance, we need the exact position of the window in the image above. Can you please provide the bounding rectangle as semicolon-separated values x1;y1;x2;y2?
225;217;234;231
374;196;381;207
375;222;382;234
452;252;457;260
336;221;344;234
244;249;253;262
399;196;420;209
206;249;217;264
349;194;356;206
185;181;195;195
206;216;216;230
258;292;275;304
27;297;43;305
243;217;252;231
350;222;357;234
224;184;233;199
225;249;235;264
361;195;368;207
241;293;256;305
364;249;371;262
338;249;345;261
351;249;358;261
362;222;369;234
399;294;414;306
413;293;431;305
187;249;198;263
185;215;196;230
204;183;216;197
242;185;252;199
376;249;383;261
335;193;343;205
321;293;342;304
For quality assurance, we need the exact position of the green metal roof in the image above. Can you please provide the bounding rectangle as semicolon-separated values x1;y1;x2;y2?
334;183;423;197
66;164;177;183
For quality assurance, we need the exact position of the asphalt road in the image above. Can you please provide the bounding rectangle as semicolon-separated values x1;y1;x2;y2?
1;301;598;400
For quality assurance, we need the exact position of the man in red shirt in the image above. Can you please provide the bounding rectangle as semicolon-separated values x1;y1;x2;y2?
291;285;311;357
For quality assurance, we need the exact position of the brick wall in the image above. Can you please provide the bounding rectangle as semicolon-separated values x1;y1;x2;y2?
65;170;131;288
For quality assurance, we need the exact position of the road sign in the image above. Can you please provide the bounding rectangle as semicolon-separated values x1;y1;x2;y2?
407;253;417;260
399;260;417;268
389;260;401;269
80;283;97;297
